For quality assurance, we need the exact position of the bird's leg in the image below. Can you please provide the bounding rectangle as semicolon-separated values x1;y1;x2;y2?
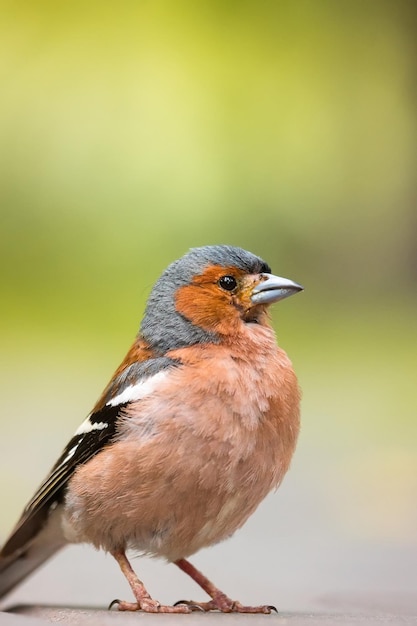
110;550;191;613
174;558;277;614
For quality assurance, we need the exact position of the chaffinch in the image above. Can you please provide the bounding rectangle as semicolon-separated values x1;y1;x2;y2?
0;245;303;613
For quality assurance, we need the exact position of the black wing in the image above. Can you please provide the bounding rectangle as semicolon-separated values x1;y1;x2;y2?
0;356;179;557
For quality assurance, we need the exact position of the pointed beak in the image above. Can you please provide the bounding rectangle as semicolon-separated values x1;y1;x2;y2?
251;273;304;305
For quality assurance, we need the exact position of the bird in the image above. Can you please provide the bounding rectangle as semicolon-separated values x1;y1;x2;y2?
0;244;303;613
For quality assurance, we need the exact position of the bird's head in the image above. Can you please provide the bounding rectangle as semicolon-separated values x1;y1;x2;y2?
140;245;303;353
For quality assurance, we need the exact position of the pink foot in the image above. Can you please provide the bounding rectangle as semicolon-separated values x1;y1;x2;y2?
175;592;277;614
110;598;192;613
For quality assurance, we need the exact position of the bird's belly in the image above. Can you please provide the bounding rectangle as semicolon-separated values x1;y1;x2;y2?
127;484;266;561
191;494;246;546
128;497;235;552
63;431;283;562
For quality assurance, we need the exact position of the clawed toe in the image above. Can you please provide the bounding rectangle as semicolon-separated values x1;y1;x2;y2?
173;597;277;614
174;600;207;612
109;598;192;613
233;602;278;614
109;599;141;611
108;599;120;610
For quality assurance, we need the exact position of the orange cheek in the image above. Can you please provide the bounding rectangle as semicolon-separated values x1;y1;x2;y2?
175;284;240;335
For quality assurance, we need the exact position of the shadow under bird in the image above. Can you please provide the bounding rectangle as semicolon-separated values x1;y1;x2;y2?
0;244;303;613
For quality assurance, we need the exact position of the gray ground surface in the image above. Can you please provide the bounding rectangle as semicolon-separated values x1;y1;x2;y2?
5;606;417;625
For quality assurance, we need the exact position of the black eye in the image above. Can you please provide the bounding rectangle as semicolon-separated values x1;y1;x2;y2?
218;275;237;291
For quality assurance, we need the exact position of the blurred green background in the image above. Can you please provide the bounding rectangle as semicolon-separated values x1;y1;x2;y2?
1;0;416;601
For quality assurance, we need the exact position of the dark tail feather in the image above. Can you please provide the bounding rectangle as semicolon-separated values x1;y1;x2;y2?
0;507;67;600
